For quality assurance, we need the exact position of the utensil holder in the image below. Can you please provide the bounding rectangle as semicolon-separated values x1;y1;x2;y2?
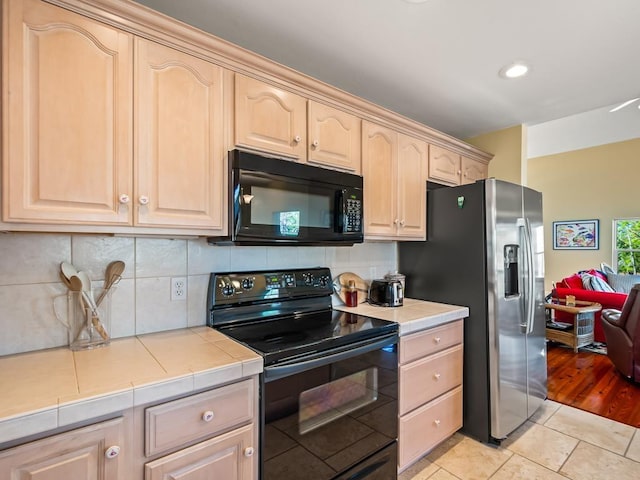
54;289;112;350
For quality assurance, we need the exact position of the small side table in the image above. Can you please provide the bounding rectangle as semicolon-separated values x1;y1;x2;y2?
545;299;602;352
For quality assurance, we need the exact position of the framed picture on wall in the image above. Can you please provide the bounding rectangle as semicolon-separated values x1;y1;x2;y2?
552;219;599;250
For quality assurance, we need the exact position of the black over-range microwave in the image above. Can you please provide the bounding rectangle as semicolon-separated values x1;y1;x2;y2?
207;150;364;246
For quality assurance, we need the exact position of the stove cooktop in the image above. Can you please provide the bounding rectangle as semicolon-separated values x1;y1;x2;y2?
217;308;397;366
208;268;398;366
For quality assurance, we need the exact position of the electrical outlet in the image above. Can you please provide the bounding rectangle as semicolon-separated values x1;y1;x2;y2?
171;277;187;301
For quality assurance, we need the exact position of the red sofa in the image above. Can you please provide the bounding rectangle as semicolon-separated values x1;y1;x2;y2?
552;273;628;343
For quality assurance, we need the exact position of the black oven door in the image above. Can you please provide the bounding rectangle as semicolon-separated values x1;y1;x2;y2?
261;336;398;480
229;150;363;245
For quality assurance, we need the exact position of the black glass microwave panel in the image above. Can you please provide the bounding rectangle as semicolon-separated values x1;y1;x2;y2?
208;150;364;246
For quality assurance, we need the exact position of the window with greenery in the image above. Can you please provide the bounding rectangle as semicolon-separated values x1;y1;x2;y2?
614;219;640;274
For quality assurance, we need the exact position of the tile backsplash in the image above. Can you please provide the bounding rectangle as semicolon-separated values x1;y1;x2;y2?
0;233;397;356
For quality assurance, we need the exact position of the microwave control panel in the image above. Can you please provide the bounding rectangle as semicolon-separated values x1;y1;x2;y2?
339;188;363;233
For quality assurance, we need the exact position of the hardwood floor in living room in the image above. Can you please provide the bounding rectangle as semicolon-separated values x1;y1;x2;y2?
547;342;640;427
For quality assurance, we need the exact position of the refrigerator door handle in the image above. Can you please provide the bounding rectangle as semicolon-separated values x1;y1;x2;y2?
522;217;536;334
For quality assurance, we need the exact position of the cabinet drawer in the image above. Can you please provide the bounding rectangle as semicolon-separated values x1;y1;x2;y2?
145;379;254;457
399;345;462;415
145;424;255;480
399;386;462;470
399;319;463;364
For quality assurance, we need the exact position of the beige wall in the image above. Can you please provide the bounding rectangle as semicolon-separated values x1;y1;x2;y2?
528;138;640;292
466;125;525;184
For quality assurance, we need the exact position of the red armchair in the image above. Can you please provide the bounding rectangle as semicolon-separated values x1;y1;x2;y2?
552;286;628;343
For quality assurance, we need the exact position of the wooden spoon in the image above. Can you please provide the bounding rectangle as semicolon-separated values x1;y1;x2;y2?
96;260;125;306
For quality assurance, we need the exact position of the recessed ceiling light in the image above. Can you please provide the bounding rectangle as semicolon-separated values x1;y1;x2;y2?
499;62;530;79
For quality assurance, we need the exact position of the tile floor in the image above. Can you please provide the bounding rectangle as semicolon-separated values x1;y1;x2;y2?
401;400;640;480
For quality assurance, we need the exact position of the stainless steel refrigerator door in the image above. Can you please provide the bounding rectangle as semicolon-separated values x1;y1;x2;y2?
523;186;548;417
486;180;530;440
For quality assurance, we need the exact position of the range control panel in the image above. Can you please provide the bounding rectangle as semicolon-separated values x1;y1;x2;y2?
209;267;333;306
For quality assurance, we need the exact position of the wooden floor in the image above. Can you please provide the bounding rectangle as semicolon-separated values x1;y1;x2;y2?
547;342;640;427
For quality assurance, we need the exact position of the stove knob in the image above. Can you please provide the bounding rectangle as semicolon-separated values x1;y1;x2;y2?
221;282;235;297
241;278;254;290
303;273;314;285
319;275;329;287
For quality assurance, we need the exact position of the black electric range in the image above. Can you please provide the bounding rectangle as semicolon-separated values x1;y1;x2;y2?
206;267;399;480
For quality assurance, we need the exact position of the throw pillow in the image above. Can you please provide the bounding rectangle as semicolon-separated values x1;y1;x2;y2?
580;272;616;292
607;273;640;293
562;274;584;289
600;262;616;276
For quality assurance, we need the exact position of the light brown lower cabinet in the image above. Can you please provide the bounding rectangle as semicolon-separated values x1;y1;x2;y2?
0;417;126;480
398;320;464;471
136;377;257;480
144;424;254;480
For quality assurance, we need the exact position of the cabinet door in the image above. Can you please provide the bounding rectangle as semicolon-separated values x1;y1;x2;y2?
145;424;255;480
397;134;427;239
362;121;397;237
135;38;226;231
0;417;124;480
307;101;361;173
3;0;133;225
235;74;306;159
461;156;488;185
428;145;461;186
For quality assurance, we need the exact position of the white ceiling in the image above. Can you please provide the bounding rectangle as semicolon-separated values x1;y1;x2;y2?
134;0;640;139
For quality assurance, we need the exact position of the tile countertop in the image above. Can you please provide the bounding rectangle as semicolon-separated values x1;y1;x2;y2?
334;298;469;335
0;327;262;446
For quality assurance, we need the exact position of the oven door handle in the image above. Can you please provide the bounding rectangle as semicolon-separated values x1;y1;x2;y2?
263;333;398;382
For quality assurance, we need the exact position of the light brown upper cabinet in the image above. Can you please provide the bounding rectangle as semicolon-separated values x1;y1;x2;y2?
3;0;227;234
397;134;428;238
235;75;362;172
362;121;427;240
307;101;361;173
3;0;133;225
135;38;226;231
461;156;489;184
234;74;307;160
429;145;488;186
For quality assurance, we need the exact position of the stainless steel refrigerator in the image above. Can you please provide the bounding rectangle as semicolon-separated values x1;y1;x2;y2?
398;178;547;444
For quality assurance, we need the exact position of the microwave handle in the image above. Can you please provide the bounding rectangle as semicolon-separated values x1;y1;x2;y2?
335;189;347;233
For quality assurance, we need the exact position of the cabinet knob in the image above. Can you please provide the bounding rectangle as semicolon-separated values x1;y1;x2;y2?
434;419;441;427
244;446;255;457
119;194;130;204
434;337;441;344
312;139;319;147
105;445;120;459
202;410;215;422
139;195;149;206
457;170;461;175
400;220;406;227
393;219;399;225
433;372;441;381
293;135;301;143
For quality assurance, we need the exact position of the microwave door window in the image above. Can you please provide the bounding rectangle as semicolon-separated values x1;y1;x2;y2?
249;185;333;238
